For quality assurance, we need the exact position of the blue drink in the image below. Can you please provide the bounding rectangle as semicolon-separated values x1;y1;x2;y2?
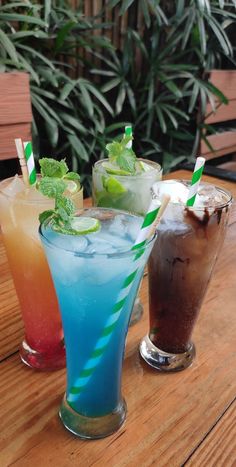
40;208;155;438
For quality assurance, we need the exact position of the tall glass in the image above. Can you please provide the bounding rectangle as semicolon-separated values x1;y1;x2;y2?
40;208;155;438
140;180;232;372
0;175;83;370
92;158;162;324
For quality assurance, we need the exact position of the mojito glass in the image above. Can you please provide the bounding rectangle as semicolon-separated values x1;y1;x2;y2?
140;180;232;371
92;158;162;324
40;208;155;438
92;158;162;216
0;175;83;370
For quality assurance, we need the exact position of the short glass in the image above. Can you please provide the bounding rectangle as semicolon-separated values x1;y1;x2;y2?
140;180;232;372
40;208;155;439
0;175;83;370
92;158;162;325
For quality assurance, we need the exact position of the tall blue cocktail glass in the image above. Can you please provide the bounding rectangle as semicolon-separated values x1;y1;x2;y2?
40;208;155;439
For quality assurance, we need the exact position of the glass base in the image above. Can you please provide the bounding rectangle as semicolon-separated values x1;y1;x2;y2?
129;296;144;326
20;339;66;371
59;395;127;439
139;335;196;372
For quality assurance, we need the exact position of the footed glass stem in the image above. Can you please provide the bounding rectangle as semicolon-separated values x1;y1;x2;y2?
139;335;196;372
59;395;127;439
20;339;66;371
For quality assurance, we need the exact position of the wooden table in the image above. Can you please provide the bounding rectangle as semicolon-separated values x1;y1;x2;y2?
0;170;236;467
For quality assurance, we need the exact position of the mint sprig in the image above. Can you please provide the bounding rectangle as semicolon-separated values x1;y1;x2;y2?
106;134;136;174
37;157;79;233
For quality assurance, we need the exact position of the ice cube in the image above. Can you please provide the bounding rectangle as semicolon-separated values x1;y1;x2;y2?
42;227;88;254
196;185;227;207
1;175;25;197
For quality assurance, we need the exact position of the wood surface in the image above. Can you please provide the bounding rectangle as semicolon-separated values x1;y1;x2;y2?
0;72;32;161
0;171;236;467
201;69;236;165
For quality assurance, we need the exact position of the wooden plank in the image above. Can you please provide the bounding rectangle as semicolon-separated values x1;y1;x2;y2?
0;72;32;125
186;399;236;466
0;123;31;161
201;130;236;161
210;69;236;101
205;99;236;124
0;173;236;466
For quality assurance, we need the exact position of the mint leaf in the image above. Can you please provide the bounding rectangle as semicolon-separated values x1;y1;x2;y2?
117;149;136;173
65;172;80;181
106;141;122;159
105;133;136;174
39;210;55;225
56;195;75;223
39;158;68;178
38;177;66;198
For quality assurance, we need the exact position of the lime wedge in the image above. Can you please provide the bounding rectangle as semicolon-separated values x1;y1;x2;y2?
103;176;127;195
64;180;80;195
102;161;130;176
52;217;101;235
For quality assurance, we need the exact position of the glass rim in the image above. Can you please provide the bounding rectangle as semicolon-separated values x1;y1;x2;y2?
152;179;233;211
0;175;83;205
93;158;162;179
39;207;157;258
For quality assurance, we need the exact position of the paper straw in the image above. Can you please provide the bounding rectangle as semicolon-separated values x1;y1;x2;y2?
23;141;37;185
67;195;170;404
15;138;29;186
186;157;205;206
125;125;132;149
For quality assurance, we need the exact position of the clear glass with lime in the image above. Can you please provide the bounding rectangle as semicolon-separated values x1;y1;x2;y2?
92;128;162;324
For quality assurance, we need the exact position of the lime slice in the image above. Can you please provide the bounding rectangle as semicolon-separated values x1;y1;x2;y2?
64;180;80;195
103;176;127;195
102;161;130;176
52;217;101;235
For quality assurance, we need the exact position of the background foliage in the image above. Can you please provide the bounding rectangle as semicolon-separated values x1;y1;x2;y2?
0;0;236;193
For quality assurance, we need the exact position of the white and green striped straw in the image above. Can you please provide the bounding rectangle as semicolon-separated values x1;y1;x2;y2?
186;156;205;206
23;141;37;185
67;195;170;404
125;125;132;149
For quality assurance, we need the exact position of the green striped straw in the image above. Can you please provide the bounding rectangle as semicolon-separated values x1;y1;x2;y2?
125;125;132;149
67;195;170;405
23;141;37;185
186;156;205;206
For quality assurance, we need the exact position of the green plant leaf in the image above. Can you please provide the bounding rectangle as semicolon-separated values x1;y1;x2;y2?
77;80;94;118
141;0;151;27
84;82;114;115
55;21;77;52
17;44;56;69
119;0;135;15
59;112;87;134
101;77;121;93
0;13;47;27
68;134;89;162
0;29;19;63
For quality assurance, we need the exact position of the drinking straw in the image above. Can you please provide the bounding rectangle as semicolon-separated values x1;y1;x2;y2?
67;194;170;404
23;141;37;185
186;156;205;206
125;125;132;149
15;138;29;186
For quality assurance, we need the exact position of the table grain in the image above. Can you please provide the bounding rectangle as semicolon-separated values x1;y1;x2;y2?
0;171;236;467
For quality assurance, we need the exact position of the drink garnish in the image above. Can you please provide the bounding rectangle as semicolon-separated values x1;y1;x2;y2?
105;132;146;175
37;158;100;235
102;176;127;195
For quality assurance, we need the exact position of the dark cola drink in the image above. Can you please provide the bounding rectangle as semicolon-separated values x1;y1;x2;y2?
140;180;232;371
